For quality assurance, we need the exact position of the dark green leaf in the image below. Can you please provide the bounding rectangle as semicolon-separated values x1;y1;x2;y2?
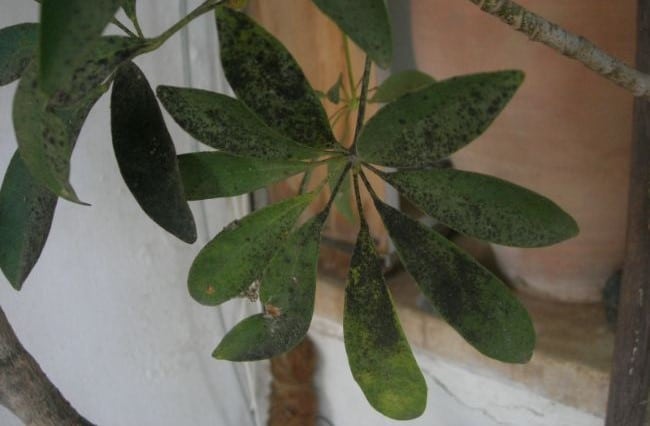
0;23;38;86
178;152;313;200
381;168;579;247
49;36;148;106
214;214;325;361
216;6;337;149
39;0;123;94
122;0;137;24
327;159;355;223
312;0;392;69
157;86;321;160
326;74;343;104
370;70;435;103
188;192;315;306
0;153;57;290
111;62;197;243
13;63;83;203
358;71;524;167
344;218;426;420
374;198;535;363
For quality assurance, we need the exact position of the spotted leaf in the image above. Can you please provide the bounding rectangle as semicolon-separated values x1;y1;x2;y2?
0;23;39;86
381;168;579;247
344;217;427;420
216;6;337;149
374;198;535;363
214;214;325;361
188;192;315;306
358;71;524;167
157;86;321;160
370;70;435;103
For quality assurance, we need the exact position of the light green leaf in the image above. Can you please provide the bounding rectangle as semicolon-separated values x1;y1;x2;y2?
0;153;57;290
370;70;435;103
327;159;355;224
381;168;579;247
0;23;39;86
213;214;325;361
157;86;321;161
312;0;392;69
326;74;343;104
178;152;313;200
216;6;337;149
111;62;197;243
49;36;148;106
188;192;315;306
39;0;123;94
358;71;524;167
344;218;427;420
374;198;535;363
13;63;82;203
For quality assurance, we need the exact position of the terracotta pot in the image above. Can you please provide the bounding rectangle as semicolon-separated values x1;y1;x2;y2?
410;0;635;302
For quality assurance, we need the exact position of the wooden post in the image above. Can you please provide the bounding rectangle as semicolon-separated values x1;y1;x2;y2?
605;1;650;424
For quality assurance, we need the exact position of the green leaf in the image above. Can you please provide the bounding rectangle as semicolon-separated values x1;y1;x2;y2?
0;23;39;86
326;74;343;104
370;70;435;103
111;62;197;244
327;159;355;224
122;0;137;23
358;71;524;167
312;0;392;69
49;36;148;106
0;153;57;290
13;63;83;203
157;86;321;161
216;6;337;149
39;0;123;94
344;218;427;420
381;168;579;247
178;152;313;200
188;192;315;306
374;198;535;363
214;214;325;361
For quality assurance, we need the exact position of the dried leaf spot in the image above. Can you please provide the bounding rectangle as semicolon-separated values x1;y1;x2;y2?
264;303;283;319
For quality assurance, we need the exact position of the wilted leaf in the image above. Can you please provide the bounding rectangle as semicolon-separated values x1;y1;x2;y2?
111;62;197;243
374;198;535;363
188;192;315;306
344;218;426;420
0;23;38;86
0;153;57;290
49;36;148;106
157;86;321;160
358;71;524;167
216;6;337;149
312;0;392;69
39;0;123;94
327;158;355;223
381;168;579;247
370;70;435;103
213;214;325;361
178;152;313;200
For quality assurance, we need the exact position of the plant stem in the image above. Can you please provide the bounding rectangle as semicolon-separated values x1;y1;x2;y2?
358;169;379;201
468;0;650;97
325;163;353;212
129;14;145;39
350;56;372;154
111;18;138;38
343;36;357;99
152;0;223;49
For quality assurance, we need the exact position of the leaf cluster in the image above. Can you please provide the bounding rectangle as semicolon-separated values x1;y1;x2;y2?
0;0;579;420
